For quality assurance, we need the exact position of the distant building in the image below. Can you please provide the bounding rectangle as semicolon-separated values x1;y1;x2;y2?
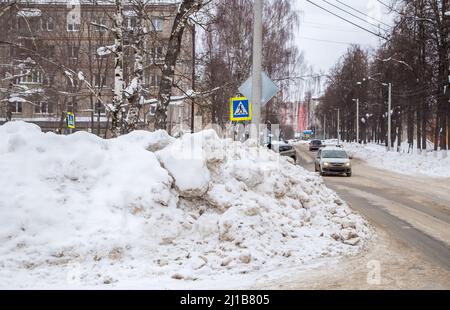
0;0;194;135
280;101;310;138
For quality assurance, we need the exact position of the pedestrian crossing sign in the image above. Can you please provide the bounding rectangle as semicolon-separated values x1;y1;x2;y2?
230;97;252;121
67;112;76;129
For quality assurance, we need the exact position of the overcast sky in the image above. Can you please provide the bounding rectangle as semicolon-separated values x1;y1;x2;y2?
294;0;395;74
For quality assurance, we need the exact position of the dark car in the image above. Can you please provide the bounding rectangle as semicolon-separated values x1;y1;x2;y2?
309;139;323;151
267;141;297;162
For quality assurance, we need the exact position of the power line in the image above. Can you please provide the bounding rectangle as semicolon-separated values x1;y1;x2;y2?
377;0;393;11
305;0;389;40
322;0;390;32
299;36;371;46
335;0;391;28
301;22;360;33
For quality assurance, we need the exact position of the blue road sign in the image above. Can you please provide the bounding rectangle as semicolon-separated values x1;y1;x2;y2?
230;97;252;121
67;112;76;129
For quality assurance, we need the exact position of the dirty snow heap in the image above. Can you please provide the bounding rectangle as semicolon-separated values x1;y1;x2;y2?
0;121;372;288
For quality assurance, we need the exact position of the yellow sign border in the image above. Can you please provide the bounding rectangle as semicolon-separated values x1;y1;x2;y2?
230;97;252;122
67;112;76;129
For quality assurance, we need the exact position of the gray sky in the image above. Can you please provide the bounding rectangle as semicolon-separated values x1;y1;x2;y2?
294;0;394;74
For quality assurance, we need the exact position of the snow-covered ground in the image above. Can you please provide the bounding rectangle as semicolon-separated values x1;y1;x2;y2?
0;122;372;289
342;142;450;178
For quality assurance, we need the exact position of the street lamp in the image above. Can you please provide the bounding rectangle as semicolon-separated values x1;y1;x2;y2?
365;77;393;151
355;81;363;144
352;98;359;144
333;108;340;145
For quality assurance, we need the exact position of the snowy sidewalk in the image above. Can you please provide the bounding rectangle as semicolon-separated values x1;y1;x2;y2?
342;142;450;178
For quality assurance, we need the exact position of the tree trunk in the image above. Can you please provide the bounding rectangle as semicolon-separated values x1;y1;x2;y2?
124;7;144;133
155;0;205;131
110;0;125;138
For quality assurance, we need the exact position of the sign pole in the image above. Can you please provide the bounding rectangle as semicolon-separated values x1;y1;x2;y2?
251;0;263;145
387;82;392;151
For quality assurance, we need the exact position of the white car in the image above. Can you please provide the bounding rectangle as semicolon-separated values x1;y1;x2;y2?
314;147;352;177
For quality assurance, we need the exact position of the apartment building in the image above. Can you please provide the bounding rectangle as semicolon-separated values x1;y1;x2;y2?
0;0;194;135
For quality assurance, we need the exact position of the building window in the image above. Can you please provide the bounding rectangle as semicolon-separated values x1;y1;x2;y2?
149;104;157;116
67;14;80;32
93;18;107;32
34;102;52;114
151;18;163;32
126;17;136;30
68;46;79;59
95;101;106;115
93;73;106;87
45;17;54;31
20;70;42;84
67;22;80;31
150;73;161;87
150;46;164;59
10;101;22;113
17;10;41;32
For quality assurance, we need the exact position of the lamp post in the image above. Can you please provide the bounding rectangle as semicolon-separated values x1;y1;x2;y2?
387;82;392;151
338;108;341;145
355;81;362;143
367;76;392;151
352;98;360;144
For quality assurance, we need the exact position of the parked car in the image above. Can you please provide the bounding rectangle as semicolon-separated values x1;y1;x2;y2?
314;147;352;177
309;139;323;151
267;140;297;162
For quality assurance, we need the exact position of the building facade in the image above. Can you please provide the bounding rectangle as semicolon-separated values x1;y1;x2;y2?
0;0;194;136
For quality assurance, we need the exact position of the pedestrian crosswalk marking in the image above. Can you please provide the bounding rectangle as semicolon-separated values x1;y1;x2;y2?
230;97;252;121
234;101;248;116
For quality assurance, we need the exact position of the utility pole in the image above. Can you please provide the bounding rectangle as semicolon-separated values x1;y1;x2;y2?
251;0;263;145
356;98;359;143
388;82;392;151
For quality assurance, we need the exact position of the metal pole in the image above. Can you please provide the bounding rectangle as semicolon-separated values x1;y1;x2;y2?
356;98;359;143
191;23;196;133
251;0;263;145
338;108;340;144
324;114;326;140
388;83;392;151
91;97;94;134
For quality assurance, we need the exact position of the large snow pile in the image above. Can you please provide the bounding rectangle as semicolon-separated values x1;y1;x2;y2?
0;121;372;289
343;142;450;178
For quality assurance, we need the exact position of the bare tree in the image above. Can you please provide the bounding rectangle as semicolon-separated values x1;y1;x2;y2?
154;0;208;130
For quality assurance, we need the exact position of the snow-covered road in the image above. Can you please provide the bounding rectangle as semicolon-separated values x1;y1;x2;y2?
294;144;450;288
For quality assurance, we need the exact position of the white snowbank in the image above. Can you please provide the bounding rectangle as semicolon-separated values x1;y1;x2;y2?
0;121;372;289
343;142;450;178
